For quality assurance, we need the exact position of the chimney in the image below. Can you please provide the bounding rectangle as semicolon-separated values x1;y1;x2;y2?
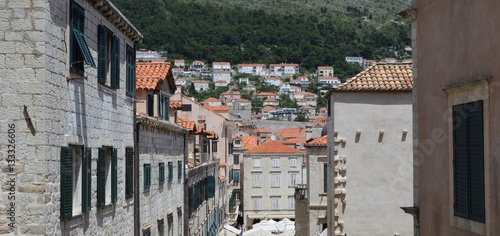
306;124;312;141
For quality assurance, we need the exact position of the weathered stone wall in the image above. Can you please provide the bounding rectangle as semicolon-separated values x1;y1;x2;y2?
0;0;137;234
305;146;328;236
137;116;185;236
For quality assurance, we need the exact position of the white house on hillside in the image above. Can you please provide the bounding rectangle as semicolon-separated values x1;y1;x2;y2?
238;64;266;76
316;66;334;76
269;63;299;77
213;62;231;71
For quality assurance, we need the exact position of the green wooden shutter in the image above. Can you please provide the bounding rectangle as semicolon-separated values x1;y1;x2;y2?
125;45;136;96
60;146;73;220
233;171;240;182
82;147;91;213
144;164;151;188
164;97;170;121
453;101;485;223
159;162;165;184
467;101;485;222
97;25;107;84
207;176;215;199
111;35;120;89
168;162;173;181
178;161;182;179
212;141;218;153
453;103;468;218
125;147;134;198
111;148;117;203
97;147;106;208
323;163;327;193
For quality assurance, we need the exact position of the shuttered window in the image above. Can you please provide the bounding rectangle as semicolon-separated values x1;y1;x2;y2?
125;147;134;198
453;100;485;223
207;176;215;199
97;25;120;88
97;148;106;208
233;170;240;182
60;146;90;220
159;162;165;184
82;147;91;213
271;174;280;187
60;147;73;220
125;45;135;97
147;94;154;116
111;148;117;203
178;161;182;179
168;162;173;182
144;164;151;189
69;1;95;75
97;147;116;208
212;141;218;153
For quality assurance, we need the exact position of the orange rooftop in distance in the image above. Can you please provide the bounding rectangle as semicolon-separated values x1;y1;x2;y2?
244;140;302;154
306;135;327;146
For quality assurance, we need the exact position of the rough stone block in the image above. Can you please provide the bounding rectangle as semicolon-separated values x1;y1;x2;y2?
18;183;45;193
5;54;24;68
12;8;27;18
11;19;33;31
0;41;15;53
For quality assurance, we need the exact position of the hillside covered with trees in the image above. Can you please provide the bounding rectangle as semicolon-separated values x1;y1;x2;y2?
113;0;411;79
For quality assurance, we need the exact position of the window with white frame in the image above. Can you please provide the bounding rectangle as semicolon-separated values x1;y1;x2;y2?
252;197;261;210
290;173;297;187
271;174;280;187
253;158;261;167
252;174;260;187
290;158;297;167
271;197;280;210
289;197;295;209
272;158;279;167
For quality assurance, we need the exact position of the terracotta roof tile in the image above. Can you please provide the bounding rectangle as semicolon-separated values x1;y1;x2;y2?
275;127;306;139
170;100;182;109
332;62;412;91
204;104;230;112
262;106;277;111
221;90;240;95
279;137;307;145
244;140;302;154
257;92;278;97
234;136;260;150
319;107;327;111
306;135;327;146
203;97;220;102
136;62;174;91
234;98;251;103
263;98;278;102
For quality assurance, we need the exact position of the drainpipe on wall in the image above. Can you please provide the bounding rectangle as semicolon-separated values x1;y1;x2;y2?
183;132;189;236
133;43;140;236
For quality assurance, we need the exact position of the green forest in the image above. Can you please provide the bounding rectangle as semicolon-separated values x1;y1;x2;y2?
113;0;411;79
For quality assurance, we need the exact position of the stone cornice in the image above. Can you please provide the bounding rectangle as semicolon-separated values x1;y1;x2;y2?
89;0;143;43
136;115;187;134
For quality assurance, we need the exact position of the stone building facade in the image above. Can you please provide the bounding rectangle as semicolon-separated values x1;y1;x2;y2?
326;63;414;236
0;0;141;234
242;140;303;227
135;61;186;235
295;135;328;236
411;0;500;234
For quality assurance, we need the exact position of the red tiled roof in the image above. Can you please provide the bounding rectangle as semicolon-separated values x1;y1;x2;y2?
204;105;230;112
279;137;307;145
270;63;299;67
332;62;412;91
306;135;327;146
234;98;251;103
136;62;174;92
221;90;240;95
263;98;278;102
257;92;278;96
319;107;327;111
192;80;208;83
234;136;260;150
203;97;220;102
170;100;182;109
238;63;266;67
262;106;276;111
275;127;306;139
254;128;272;133
245;140;302;154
